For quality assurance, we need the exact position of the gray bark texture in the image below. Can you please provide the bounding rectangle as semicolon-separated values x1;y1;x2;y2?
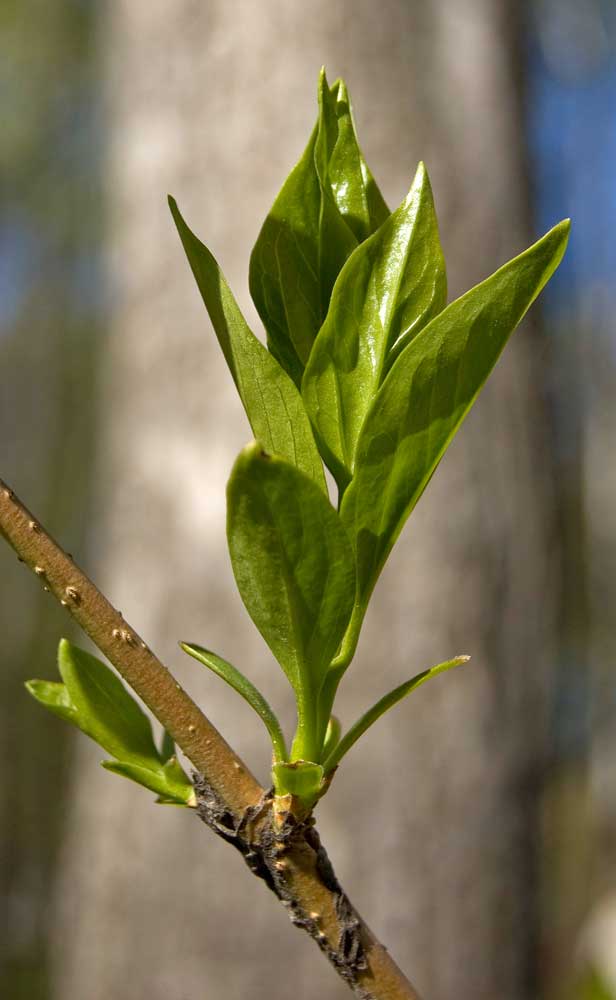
49;2;557;999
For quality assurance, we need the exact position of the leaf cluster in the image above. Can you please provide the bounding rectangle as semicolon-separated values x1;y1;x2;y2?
27;70;569;811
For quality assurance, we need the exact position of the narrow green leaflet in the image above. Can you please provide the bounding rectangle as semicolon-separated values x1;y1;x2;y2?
102;758;195;806
25;680;77;725
323;656;469;774
26;640;194;805
180;642;288;762
57;639;160;767
341;220;570;613
302;162;445;489
169;197;325;493
318;74;389;243
227;442;356;761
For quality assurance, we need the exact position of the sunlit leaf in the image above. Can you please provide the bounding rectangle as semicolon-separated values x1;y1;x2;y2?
102;757;195;806
27;641;194;804
226;442;356;761
249;71;359;386
341;220;570;618
169;196;326;493
302;162;445;488
319;74;389;242
25;679;77;725
57;639;160;767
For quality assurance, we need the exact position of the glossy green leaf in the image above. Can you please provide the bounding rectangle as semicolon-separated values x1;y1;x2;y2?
180;642;288;762
227;442;356;761
248;72;359;386
323;656;469;773
318;74;389;243
302;162;445;488
102;757;195;806
341;220;570;616
57;638;160;768
169;196;326;493
25;679;77;725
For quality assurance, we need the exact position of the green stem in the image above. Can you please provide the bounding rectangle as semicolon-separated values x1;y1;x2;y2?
291;687;320;762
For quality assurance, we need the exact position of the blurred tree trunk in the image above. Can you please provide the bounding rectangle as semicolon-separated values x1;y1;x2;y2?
49;3;557;999
0;5;101;997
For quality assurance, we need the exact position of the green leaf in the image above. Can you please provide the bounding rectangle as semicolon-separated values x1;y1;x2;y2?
248;71;358;386
302;162;445;488
27;642;194;805
341;220;570;615
101;757;195;806
57;638;160;768
226;442;356;762
25;679;77;725
180;642;288;762
323;656;469;773
169;196;326;494
319;74;389;243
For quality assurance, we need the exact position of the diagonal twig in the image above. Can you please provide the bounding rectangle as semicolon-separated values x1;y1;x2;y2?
0;477;421;1000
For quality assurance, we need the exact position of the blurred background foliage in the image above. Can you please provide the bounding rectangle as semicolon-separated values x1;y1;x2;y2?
1;1;616;999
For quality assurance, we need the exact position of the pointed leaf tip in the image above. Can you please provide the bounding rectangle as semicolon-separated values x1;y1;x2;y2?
170;200;325;491
341;218;571;610
101;759;195;806
302;158;445;487
323;654;470;773
25;678;77;724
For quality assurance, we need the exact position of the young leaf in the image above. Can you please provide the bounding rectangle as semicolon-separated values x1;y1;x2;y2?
102;758;195;806
341;219;570;614
26;643;194;804
318;74;389;243
169;197;326;494
248;72;358;386
57;638;161;768
226;442;356;761
25;679;77;725
302;162;445;489
180;642;288;763
323;656;469;774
